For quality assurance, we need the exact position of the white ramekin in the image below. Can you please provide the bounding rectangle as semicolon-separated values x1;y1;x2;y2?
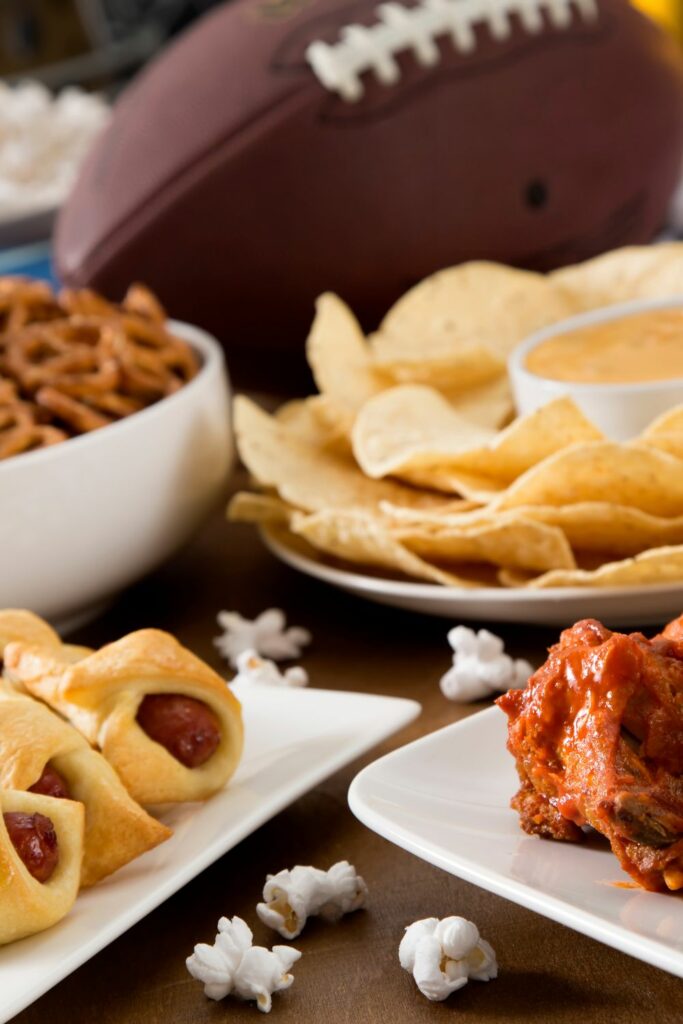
509;296;683;441
0;320;233;627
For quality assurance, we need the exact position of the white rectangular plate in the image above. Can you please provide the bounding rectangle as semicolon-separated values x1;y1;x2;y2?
1;683;419;1023
349;706;683;978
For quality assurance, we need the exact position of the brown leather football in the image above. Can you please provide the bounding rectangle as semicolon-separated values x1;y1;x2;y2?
55;0;683;387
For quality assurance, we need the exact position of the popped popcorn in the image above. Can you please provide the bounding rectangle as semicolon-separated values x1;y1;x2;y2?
233;649;308;687
399;916;497;1001
215;608;311;668
257;861;367;939
186;915;301;1013
0;81;109;217
440;625;533;702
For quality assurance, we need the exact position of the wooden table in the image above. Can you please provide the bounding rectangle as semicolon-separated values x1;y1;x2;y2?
15;505;682;1024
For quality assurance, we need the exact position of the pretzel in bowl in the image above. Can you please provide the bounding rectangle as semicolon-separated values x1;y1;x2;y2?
0;279;199;460
0;278;62;336
5;629;244;805
0;379;66;460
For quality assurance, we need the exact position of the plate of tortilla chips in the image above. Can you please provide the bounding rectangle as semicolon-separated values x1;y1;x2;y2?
229;244;683;626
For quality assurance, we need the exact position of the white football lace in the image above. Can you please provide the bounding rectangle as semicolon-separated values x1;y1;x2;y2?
306;0;599;102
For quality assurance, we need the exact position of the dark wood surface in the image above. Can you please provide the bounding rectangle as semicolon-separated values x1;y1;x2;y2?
14;505;683;1024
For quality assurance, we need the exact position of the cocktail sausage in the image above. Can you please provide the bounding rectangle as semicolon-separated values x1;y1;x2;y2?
4;811;59;882
136;694;220;768
29;764;71;800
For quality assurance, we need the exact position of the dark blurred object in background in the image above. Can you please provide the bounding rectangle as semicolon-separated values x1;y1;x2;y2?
0;0;223;89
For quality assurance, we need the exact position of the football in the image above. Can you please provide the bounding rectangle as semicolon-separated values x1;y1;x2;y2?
55;0;683;384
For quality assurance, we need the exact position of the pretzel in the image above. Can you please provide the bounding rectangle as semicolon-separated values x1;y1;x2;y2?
0;421;67;460
0;380;68;460
31;426;67;450
58;288;119;319
86;391;143;417
0;403;35;460
3;327;101;393
116;337;179;401
0;279;199;462
0;278;62;334
35;387;113;434
0;378;19;404
121;283;167;322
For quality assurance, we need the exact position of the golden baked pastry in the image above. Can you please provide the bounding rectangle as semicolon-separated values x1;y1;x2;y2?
0;689;171;886
0;609;92;669
0;610;92;714
5;629;244;804
0;609;60;660
0;788;83;944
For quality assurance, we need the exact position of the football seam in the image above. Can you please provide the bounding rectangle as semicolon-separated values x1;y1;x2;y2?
305;0;600;101
311;17;614;124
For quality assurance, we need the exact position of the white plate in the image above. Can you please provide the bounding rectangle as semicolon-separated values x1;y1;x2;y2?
1;682;419;1023
263;527;683;628
349;706;683;978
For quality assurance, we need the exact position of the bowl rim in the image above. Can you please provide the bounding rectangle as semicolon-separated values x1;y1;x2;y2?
0;318;226;475
508;294;683;395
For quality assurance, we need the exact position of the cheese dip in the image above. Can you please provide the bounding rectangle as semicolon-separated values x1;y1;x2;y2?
526;308;683;384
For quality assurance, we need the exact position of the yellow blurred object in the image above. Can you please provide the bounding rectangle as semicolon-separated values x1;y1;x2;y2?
633;0;682;40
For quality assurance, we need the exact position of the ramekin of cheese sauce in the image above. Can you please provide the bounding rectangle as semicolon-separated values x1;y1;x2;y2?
509;297;683;440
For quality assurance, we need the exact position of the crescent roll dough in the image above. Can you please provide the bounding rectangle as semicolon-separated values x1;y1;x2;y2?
5;629;244;804
0;609;60;659
0;788;83;944
0;690;171;886
0;609;92;670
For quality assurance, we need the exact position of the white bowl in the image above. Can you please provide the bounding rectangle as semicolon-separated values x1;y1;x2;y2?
509;296;683;441
0;320;233;627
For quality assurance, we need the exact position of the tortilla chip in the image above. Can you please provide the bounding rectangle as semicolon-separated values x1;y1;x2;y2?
275;399;318;437
352;384;491;475
446;374;513;430
382;500;683;558
394;518;575;572
286;510;485;587
275;396;352;455
633;403;683;461
551;243;683;311
309;394;356;439
503;545;683;589
493;441;683;517
233;396;453;514
228;492;294;524
370;262;575;389
306;293;390;412
352;390;601;497
305;290;514;431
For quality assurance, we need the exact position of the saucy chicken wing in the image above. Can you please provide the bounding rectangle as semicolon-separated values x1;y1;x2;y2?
497;615;683;892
